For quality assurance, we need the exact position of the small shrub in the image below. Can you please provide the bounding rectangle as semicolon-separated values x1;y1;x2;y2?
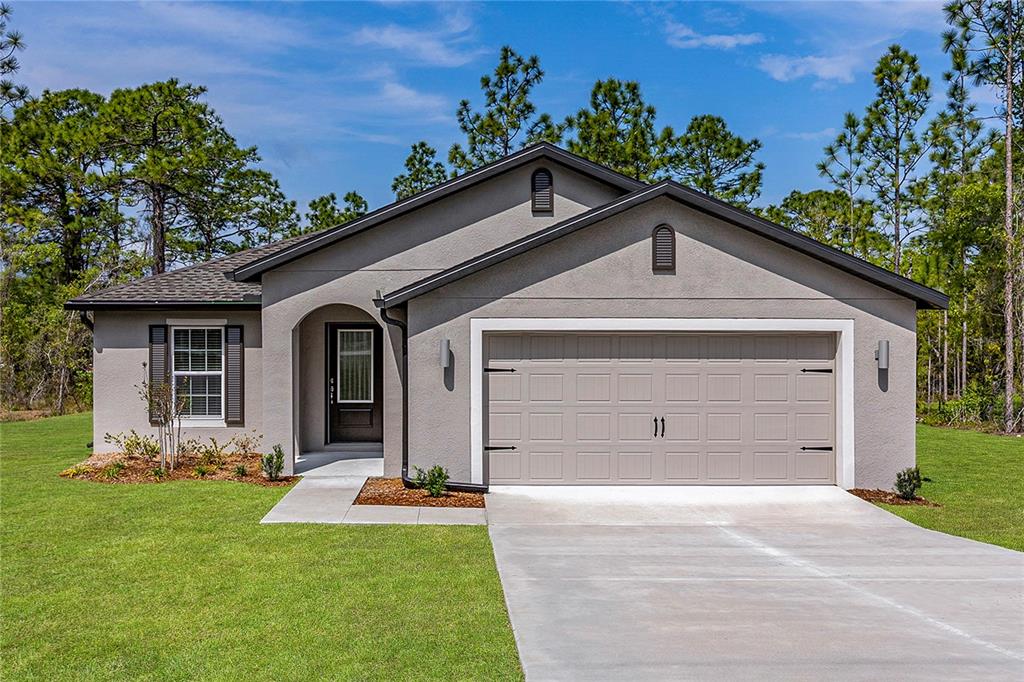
60;464;94;478
178;438;202;458
234;464;247;478
150;467;166;480
104;430;159;460
895;466;923;500
193;465;211;478
103;461;127;480
411;466;428;489
423;465;449;497
262;445;285;481
230;430;263;455
198;438;229;466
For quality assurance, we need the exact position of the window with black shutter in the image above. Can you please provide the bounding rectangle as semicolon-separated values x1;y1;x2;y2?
652;225;675;271
531;168;553;214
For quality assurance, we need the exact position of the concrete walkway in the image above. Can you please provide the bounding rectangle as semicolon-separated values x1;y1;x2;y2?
260;456;485;525
487;486;1024;681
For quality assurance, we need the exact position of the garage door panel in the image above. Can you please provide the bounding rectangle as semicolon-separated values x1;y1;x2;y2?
485;332;835;485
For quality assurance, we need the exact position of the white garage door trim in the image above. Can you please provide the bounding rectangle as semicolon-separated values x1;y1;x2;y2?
471;318;855;489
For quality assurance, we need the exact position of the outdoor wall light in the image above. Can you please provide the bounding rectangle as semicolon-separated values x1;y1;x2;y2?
440;338;451;368
875;340;890;370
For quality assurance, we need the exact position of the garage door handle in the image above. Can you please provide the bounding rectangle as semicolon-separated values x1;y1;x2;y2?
801;368;833;373
659;417;665;438
800;446;833;451
484;367;516;373
485;446;516;451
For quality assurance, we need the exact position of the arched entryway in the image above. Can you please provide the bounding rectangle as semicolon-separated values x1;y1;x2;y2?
295;303;384;455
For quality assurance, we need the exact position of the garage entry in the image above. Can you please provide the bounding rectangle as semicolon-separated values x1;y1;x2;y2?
484;333;836;485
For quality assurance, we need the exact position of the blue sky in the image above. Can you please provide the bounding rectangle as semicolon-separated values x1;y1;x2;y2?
17;1;998;211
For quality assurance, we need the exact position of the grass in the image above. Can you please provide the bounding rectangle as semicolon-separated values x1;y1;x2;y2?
0;414;522;681
876;424;1024;552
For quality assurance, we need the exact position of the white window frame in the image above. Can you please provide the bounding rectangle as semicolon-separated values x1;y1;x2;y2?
336;328;374;404
171;325;226;426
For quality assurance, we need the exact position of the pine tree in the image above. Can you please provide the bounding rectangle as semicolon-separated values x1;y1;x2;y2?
859;45;932;276
304;191;367;232
671;114;764;207
448;46;557;173
817;113;866;256
563;79;674;182
392;141;448;199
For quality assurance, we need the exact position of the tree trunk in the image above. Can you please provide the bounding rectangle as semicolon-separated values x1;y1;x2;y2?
1004;23;1017;432
942;310;949;402
151;188;166;274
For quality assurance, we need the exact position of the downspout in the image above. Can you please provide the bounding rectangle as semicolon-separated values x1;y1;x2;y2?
374;296;487;494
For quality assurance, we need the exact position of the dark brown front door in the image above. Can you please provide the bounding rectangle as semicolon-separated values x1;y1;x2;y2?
327;323;383;443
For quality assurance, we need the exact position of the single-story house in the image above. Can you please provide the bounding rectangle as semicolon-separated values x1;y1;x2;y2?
66;143;948;490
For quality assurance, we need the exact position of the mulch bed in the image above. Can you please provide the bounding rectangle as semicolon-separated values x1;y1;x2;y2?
59;451;296;487
850;488;940;507
354;477;486;508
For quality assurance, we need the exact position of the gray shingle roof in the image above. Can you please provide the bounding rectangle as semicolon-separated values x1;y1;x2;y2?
65;234;310;309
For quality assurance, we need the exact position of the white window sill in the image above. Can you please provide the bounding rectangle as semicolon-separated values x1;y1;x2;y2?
178;419;227;428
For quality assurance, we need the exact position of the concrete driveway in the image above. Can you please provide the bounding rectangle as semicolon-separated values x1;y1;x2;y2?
486;487;1024;681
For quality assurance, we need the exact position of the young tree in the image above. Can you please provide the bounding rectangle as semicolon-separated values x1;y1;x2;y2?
391;141;448;199
448;46;558;173
0;2;28;116
671;114;765;207
944;0;1023;431
563;79;674;182
304;191;367;232
817;113;867;256
859;45;932;276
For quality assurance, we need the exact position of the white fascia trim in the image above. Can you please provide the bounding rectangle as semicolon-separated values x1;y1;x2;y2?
470;318;856;489
166;318;228;326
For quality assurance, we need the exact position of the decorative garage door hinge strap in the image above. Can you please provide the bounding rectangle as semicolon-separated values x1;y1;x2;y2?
485;445;516;451
484;367;516;373
800;368;833;373
800;446;833;451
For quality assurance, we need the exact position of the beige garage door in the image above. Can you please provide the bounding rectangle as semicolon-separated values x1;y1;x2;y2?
485;333;836;485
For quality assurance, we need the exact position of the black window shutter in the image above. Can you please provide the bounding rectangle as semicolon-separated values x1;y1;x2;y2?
225;325;244;425
532;169;553;214
652;225;675;271
148;325;169;425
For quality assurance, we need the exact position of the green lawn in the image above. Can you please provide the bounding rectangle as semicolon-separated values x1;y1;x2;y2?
0;414;522;681
878;424;1024;552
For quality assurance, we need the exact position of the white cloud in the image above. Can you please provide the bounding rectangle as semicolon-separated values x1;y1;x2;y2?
663;18;765;49
784;127;838;141
758;54;860;84
351;8;485;67
138;2;310;51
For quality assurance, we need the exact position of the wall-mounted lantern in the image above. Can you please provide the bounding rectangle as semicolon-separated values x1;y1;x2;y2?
440;338;451;368
875;340;889;370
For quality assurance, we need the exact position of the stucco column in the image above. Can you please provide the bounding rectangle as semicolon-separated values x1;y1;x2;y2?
261;302;297;475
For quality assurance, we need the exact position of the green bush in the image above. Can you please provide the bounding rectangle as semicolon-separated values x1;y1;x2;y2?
423;465;449;498
103;461;126;479
150;467;165;480
412;466;428;489
198;438;229;466
894;466;922;500
234;464;247;478
261;445;285;481
103;430;159;460
193;465;210;478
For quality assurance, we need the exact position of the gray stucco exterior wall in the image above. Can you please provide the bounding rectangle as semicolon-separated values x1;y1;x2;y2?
404;198;917;490
91;310;263;450
248;161;624;474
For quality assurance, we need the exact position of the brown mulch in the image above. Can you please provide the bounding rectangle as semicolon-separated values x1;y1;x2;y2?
850;488;940;507
354;477;486;508
59;451;296;487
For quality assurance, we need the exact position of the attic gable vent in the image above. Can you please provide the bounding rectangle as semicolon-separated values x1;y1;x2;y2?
652;225;675;271
531;168;553;214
